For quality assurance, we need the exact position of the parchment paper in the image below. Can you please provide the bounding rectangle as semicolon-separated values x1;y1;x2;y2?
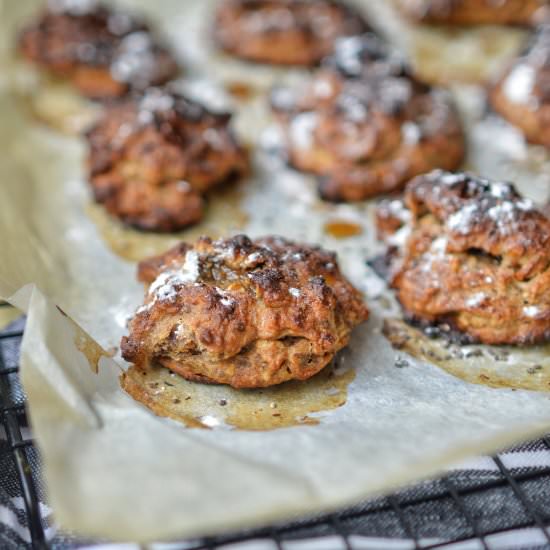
2;0;550;543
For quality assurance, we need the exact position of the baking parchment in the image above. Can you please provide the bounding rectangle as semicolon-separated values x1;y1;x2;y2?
2;0;550;543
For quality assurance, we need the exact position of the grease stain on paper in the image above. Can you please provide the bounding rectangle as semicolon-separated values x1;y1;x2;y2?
14;63;100;134
409;25;525;84
74;324;114;374
87;183;249;262
121;361;355;430
383;318;550;392
225;81;256;101
324;220;363;239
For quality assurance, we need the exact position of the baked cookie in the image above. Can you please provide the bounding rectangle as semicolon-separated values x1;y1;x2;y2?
18;0;179;100
271;34;465;201
213;0;369;66
490;25;550;148
397;0;548;26
121;235;369;388
85;87;248;232
376;170;550;345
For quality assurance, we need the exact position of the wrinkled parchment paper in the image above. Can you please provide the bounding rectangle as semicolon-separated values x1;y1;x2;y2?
2;0;550;542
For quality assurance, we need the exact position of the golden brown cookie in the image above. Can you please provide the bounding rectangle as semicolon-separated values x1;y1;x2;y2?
490;25;550;148
397;0;548;26
376;170;550;345
271;34;465;201
18;0;179;100
213;0;369;66
85;87;249;232
121;235;369;388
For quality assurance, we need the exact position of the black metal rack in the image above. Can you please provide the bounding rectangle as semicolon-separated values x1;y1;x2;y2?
2;303;550;549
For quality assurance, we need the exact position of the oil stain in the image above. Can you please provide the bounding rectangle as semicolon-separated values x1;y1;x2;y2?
324;219;363;239
87;183;249;263
225;81;256;101
383;318;550;392
14;63;100;135
73;324;113;374
121;362;355;430
409;26;525;84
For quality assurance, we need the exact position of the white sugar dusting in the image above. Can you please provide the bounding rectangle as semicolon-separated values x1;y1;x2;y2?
107;13;134;36
387;200;412;224
198;415;222;428
245;252;262;265
48;0;97;15
339;93;369;122
447;203;480;235
431;237;447;254
140;89;175;113
334;35;365;75
214;242;236;261
176;180;191;192
489;181;513;199
289;287;301;298
437;172;535;236
270;87;296;111
503;64;536;106
174;323;185;338
466;292;486;308
111;32;158;86
244;8;295;33
147;250;200;306
203;128;223;149
437;171;466;186
487;201;516;223
289;112;318;150
523;305;541;318
486;198;533;232
136;88;176;125
387;225;411;248
420;237;447;273
214;287;236;309
448;193;533;235
313;77;334;99
401;122;421;145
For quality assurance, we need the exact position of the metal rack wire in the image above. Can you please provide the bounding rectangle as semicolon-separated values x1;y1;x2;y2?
2;304;550;549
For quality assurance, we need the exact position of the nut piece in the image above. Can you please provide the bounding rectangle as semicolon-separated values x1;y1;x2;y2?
376;170;550;345
213;0;369;66
85;88;249;232
18;0;179;100
121;235;369;388
271;34;465;201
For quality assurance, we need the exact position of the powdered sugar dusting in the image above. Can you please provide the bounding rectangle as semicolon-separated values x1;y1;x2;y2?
523;305;541;318
401;121;421;145
442;174;535;236
214;287;236;309
146;250;200;307
48;0;97;15
387;200;412;223
420;237;447;274
447;203;480;235
489;181;514;199
466;292;486;308
503;64;536;106
388;225;411;248
289;112;318;150
111;32;160;86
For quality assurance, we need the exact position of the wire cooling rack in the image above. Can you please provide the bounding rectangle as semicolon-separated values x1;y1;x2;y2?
2;303;550;549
